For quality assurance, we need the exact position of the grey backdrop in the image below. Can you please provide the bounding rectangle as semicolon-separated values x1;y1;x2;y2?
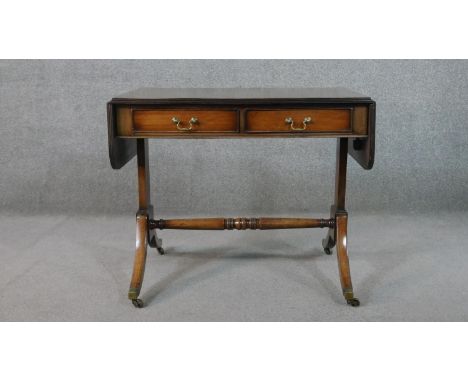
1;60;467;216
2;60;468;321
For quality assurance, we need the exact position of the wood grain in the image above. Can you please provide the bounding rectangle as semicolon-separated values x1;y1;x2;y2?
322;138;348;253
107;103;136;169
128;212;148;300
349;102;375;169
352;106;368;135
150;217;334;230
335;212;354;298
112;87;371;102
133;109;238;133
107;88;375;307
108;88;376;170
116;106;133;136
246;109;351;133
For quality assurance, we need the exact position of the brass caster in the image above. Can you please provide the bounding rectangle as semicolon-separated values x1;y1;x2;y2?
324;247;332;255
346;298;360;307
132;299;144;308
157;247;165;255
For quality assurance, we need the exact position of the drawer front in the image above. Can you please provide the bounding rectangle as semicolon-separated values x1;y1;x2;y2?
132;109;238;134
246;109;351;133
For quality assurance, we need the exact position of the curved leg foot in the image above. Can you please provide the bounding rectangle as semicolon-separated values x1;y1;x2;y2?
335;212;359;307
149;235;164;255
322;205;336;255
322;234;335;255
132;299;144;308
128;212;148;307
147;204;164;255
346;298;360;307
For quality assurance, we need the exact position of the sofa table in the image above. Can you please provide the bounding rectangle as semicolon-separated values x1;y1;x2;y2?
107;88;376;308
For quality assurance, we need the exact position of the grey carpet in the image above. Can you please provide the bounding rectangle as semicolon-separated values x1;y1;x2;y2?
1;212;466;321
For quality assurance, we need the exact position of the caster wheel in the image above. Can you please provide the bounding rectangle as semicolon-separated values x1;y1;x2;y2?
132;299;144;308
157;247;165;255
324;247;332;255
346;298;360;307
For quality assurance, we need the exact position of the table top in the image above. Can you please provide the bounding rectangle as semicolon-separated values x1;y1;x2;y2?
112;87;372;103
107;87;375;171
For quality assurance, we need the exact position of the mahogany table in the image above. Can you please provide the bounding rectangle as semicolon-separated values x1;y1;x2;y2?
107;88;376;308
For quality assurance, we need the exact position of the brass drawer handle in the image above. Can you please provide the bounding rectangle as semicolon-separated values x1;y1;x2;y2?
172;116;199;131
285;116;313;131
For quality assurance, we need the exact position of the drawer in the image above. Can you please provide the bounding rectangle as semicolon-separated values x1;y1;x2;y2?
245;109;351;133
132;109;238;134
